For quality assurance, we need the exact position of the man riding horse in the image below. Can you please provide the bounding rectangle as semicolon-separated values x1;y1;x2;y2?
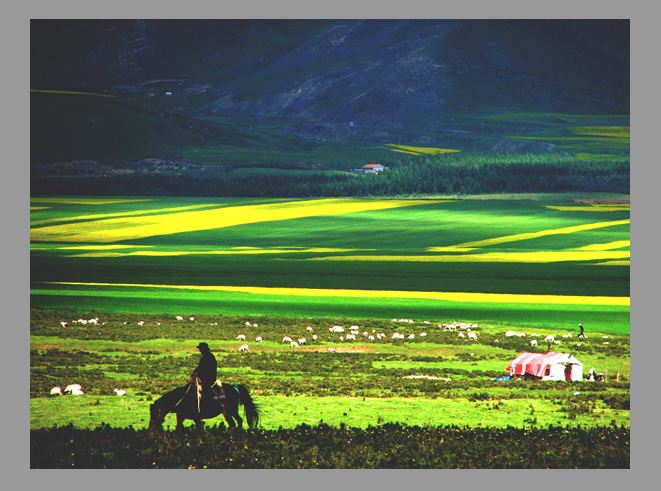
191;342;224;412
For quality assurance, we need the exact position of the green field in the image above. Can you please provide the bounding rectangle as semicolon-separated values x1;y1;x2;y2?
30;195;630;332
30;194;630;468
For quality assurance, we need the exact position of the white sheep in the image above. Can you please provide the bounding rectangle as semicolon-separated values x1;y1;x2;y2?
392;332;401;339
138;321;145;325
407;334;415;339
176;315;184;320
327;347;336;352
420;332;427;337
312;334;318;341
50;387;62;396
544;335;555;343
246;321;252;327
346;334;356;341
113;388;126;396
290;341;300;348
468;332;478;341
189;317;195;321
237;334;246;341
64;384;83;395
458;332;465;338
298;338;307;345
306;326;313;332
239;344;250;352
60;322;67;328
530;339;538;346
255;336;263;343
283;336;292;343
505;331;517;337
368;335;375;341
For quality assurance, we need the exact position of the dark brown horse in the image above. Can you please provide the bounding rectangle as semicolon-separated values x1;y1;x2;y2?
149;382;260;430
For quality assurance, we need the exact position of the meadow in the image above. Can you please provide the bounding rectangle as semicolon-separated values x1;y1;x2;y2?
29;194;630;468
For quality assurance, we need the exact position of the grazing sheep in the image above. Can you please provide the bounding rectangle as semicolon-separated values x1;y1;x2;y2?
176;315;184;320
290;341;300;348
239;344;250;352
246;322;252;327
113;388;126;396
468;332;478;341
505;331;517;337
392;333;401;339
312;334;318;341
420;332;427;337
544;335;555;343
327;347;336;352
530;339;538;346
298;338;307;345
346;334;356;341
368;335;375;341
331;326;344;333
554;340;561;345
88;318;99;325
64;384;83;395
306;326;313;332
50;387;62;396
138;321;145;325
60;322;67;328
189;317;195;321
458;332;465;338
255;336;263;343
237;334;246;341
283;336;293;343
407;334;415;339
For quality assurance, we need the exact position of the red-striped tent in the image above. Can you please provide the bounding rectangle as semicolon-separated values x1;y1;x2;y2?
506;352;583;381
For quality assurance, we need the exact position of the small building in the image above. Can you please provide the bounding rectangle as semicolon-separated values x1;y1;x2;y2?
506;352;583;381
362;164;384;174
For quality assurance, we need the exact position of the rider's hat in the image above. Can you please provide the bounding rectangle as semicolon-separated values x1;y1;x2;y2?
197;342;210;351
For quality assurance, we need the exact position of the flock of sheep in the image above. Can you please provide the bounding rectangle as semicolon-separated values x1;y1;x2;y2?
49;315;612;396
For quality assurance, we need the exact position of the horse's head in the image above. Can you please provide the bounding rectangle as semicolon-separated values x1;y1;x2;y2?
149;403;165;429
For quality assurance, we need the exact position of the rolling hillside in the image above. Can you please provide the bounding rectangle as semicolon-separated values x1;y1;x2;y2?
30;19;629;171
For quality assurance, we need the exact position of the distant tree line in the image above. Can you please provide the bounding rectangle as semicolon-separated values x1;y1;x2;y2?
31;154;630;197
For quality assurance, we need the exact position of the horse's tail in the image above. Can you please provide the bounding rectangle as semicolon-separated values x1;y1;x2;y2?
234;383;261;428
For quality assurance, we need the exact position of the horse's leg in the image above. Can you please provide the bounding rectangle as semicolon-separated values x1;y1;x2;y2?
176;413;185;431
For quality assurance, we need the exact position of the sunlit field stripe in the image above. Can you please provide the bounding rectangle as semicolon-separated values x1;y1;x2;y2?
544;204;630;212
595;260;630;266
30;204;222;226
46;281;630;306
68;247;369;257
30;197;155;205
308;250;630;263
31;89;117;98
427;219;630;251
570;240;630;251
30;199;435;243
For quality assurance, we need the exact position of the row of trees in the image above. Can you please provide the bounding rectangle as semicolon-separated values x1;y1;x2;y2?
31;154;630;197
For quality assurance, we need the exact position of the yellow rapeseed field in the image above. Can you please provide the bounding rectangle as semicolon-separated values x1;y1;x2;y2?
309;250;630;264
427;219;630;251
386;144;460;155
569;126;630;138
49;281;630;306
30;199;434;243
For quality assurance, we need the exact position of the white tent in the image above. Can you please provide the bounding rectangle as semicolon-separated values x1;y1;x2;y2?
506;352;584;381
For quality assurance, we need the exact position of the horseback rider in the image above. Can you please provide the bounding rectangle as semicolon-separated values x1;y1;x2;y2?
190;342;224;410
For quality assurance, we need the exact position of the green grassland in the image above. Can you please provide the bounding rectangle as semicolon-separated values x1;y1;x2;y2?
30;195;630;331
30;194;629;441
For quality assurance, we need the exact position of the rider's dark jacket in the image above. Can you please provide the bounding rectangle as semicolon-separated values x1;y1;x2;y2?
193;350;217;389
